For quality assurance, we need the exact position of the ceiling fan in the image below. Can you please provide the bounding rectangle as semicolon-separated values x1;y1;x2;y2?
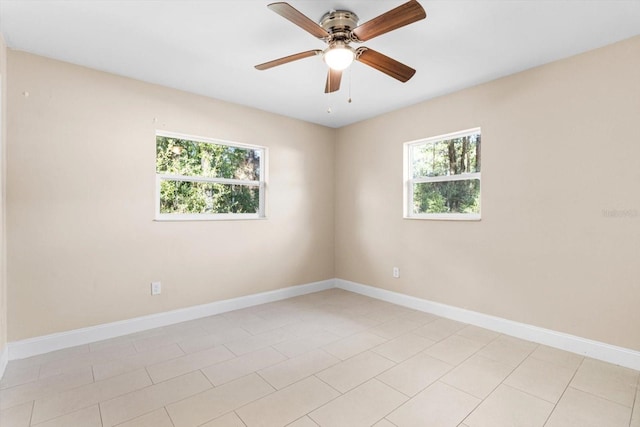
255;0;427;93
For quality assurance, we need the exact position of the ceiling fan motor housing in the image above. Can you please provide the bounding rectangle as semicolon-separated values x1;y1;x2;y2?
320;10;359;42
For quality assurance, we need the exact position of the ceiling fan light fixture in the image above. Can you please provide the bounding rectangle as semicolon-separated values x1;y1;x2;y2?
323;44;354;71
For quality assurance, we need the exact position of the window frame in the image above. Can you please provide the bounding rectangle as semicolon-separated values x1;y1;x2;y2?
403;127;481;221
155;131;267;221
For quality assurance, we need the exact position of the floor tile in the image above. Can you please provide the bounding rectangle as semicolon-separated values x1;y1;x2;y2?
93;343;184;381
440;354;514;399
570;358;638;407
0;401;33;427
221;307;264;325
387;381;480;427
372;419;397;427
464;384;554;427
146;345;234;383
88;335;136;353
114;408;174;427
631;387;640;427
629;398;640;427
366;304;416;320
272;331;341;358
225;329;293;356
316;351;395;393
281;320;332;338
528;345;583;370
413;318;466;341
545;387;632;427
194;313;235;331
178;327;252;354
423;335;484;365
1;367;94;411
368;318;422;340
372;333;435;363
31;405;102;427
0;364;40;390
236;376;339;427
7;346;89;371
504;356;576;403
31;368;152;424
377;352;453;397
202;346;287;386
38;341;137;378
322;316;382;337
398;310;439;325
133;327;207;353
309;379;407;427
236;314;298;335
455;325;500;344
322;331;387;360
476;335;537;367
166;373;274;427
100;370;211;426
258;349;340;389
287;415;319;426
199;411;247;427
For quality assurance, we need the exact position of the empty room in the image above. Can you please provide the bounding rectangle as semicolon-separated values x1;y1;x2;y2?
0;1;639;426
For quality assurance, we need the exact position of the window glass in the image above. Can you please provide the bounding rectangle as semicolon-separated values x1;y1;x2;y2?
405;128;481;220
155;133;266;220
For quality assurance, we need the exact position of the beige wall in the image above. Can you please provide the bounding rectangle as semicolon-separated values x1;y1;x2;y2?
335;35;640;351
0;34;7;356
7;52;335;341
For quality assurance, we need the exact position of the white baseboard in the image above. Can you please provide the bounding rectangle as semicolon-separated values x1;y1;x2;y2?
6;277;640;372
0;345;7;379
335;279;640;371
7;279;334;361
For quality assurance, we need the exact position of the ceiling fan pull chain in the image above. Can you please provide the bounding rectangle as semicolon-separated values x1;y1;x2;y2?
348;67;352;104
327;73;333;113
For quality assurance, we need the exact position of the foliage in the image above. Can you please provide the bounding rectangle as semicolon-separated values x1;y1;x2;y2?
411;133;481;214
156;136;261;214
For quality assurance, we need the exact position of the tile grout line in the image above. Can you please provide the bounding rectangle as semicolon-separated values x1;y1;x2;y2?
163;406;177;427
542;356;584;426
458;342;539;426
27;400;35;427
232;409;249;427
98;403;104;427
632;374;640;427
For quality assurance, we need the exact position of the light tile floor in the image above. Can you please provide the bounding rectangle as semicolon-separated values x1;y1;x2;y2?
1;289;639;427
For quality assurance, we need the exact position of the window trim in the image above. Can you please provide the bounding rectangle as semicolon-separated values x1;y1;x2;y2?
155;131;267;221
403;127;481;221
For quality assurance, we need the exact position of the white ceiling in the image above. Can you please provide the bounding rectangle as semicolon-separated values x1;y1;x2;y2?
1;0;640;128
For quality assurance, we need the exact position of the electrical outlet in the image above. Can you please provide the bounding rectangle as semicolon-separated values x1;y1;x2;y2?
151;281;161;295
392;267;400;278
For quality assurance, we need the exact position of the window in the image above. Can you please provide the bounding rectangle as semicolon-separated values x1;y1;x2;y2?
404;128;481;220
155;132;266;220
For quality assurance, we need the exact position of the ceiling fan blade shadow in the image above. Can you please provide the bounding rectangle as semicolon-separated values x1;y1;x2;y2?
255;50;322;70
352;0;426;42
324;69;342;93
267;2;330;39
356;48;416;82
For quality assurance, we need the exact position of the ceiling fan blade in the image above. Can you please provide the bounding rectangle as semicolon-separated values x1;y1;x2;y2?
324;69;342;93
255;50;322;70
351;0;426;42
267;2;330;39
356;48;416;82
